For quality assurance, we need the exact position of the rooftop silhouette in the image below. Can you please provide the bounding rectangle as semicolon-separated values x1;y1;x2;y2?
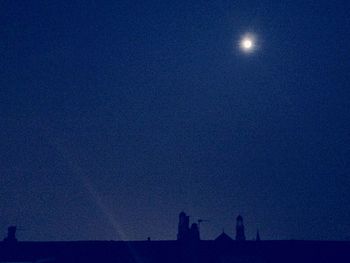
1;211;350;263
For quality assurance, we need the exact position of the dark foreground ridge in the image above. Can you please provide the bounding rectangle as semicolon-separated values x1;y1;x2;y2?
1;212;349;263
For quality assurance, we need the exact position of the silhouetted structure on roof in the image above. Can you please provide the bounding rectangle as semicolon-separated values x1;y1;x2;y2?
235;215;245;241
1;211;350;263
214;231;233;242
177;211;190;240
177;212;200;242
256;229;261;241
3;226;17;243
189;223;200;241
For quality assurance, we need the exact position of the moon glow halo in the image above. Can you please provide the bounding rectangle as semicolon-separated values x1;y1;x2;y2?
239;35;256;53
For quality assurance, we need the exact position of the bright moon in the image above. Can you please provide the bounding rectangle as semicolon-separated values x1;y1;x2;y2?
242;39;252;49
239;35;256;53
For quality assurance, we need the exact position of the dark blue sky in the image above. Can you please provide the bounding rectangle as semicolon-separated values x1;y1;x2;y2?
1;0;350;241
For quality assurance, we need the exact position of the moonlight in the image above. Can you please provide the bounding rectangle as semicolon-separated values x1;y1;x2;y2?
239;34;256;53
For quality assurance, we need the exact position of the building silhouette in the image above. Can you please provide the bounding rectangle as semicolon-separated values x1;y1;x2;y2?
177;211;190;240
0;211;349;263
177;212;200;242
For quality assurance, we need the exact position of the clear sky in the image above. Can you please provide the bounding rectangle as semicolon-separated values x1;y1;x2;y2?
1;0;350;241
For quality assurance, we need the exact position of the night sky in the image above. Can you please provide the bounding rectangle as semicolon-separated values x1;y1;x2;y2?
1;0;350;241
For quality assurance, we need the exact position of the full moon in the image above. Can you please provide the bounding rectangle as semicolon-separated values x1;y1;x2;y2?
239;35;256;53
242;39;252;49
